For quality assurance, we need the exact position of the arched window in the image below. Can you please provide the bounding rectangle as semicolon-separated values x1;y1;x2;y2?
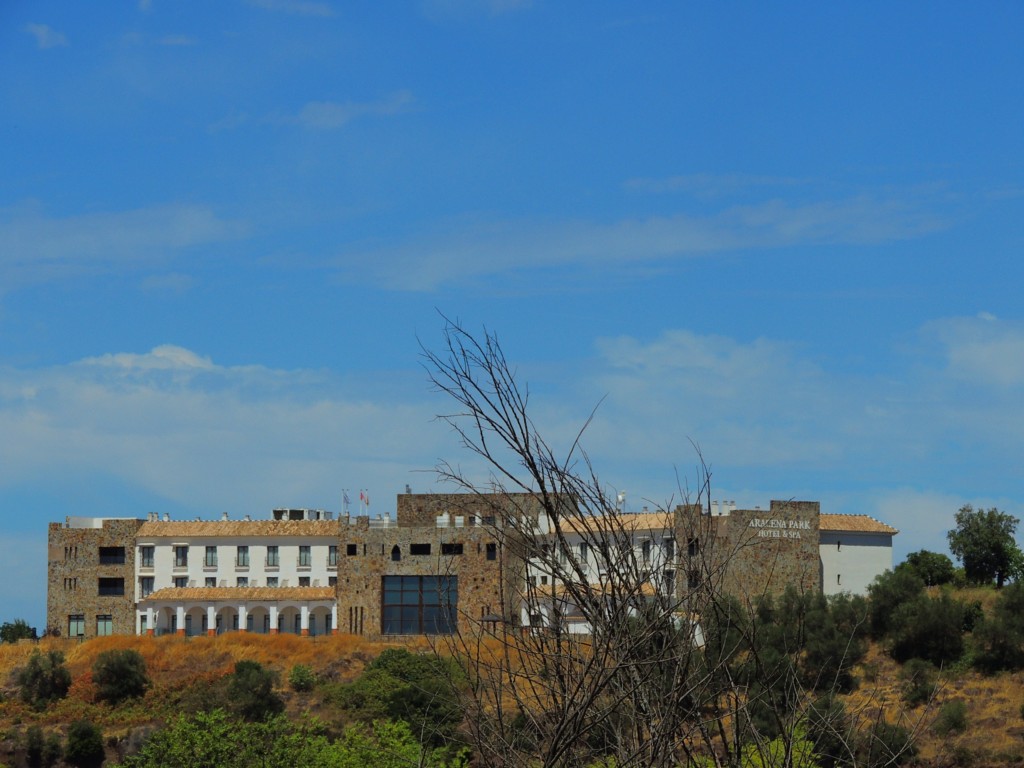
391;545;401;562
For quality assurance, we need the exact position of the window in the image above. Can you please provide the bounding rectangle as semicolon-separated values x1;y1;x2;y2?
381;576;457;635
441;542;464;556
174;576;188;588
482;515;496;526
641;539;651;563
664;538;675;561
174;546;188;568
664;570;675;593
328;576;337;587
68;614;84;638
266;545;279;567
266;577;279;588
139;577;154;598
140;546;154;568
687;570;701;590
410;543;431;556
391;545;401;562
140;615;147;634
529;613;544;627
98;577;125;596
237;576;249;588
687;538;699;558
237;546;249;567
328;545;338;566
99;546;125;565
346;543;358;556
299;576;310;587
205;577;216;588
205;546;218;567
298;545;311;567
96;615;113;636
486;542;497;561
579;541;588;562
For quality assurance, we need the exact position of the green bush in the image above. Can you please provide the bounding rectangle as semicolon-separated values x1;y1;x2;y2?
888;592;966;665
64;720;104;768
972;582;1024;673
288;664;315;692
860;720;917;768
228;660;283;721
933;699;968;735
0;619;36;643
16;650;71;710
900;659;938;707
867;569;924;640
93;649;150;705
26;726;62;768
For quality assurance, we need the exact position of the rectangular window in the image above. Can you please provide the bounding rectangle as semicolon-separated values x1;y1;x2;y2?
579;541;588;562
266;546;279;567
664;570;675;594
483;515;496;527
98;577;125;596
346;543;358;556
687;538;699;558
328;545;338;566
328;576;338;587
237;546;249;567
139;577;154;598
174;546;188;568
99;546;125;565
486;542;497;561
441;542;464;556
174;576;188;588
410;543;431;556
204;546;218;567
140;546;154;568
298;545;311;567
664;538;675;561
266;577;279;588
299;576;311;587
237;577;249;588
381;575;457;635
96;615;113;636
687;570;700;590
205;577;216;588
641;539;651;563
68;614;84;638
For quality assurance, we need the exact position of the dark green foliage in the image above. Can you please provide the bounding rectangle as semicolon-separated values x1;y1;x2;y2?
17;649;71;709
971;582;1024;672
334;648;464;747
289;664;315;692
65;720;105;768
933;699;968;735
901;550;956;586
860;720;917;768
93;649;150;705
867;568;924;640
805;695;853;768
900;658;938;707
1;618;37;643
228;660;284;721
26;726;62;768
888;592;966;665
947;504;1022;587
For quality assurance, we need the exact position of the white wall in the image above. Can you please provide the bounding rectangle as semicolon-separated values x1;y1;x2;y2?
819;531;892;596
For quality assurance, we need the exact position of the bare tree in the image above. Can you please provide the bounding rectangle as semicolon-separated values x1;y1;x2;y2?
423;318;914;768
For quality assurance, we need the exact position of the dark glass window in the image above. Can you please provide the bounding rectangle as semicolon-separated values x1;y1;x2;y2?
98;577;125;596
174;546;188;568
410;543;431;556
441;543;463;556
328;545;338;566
298;545;312;567
346;543;358;556
687;538;699;558
237;546;249;566
486;543;497;561
140;546;154;568
381;575;457;635
99;547;125;565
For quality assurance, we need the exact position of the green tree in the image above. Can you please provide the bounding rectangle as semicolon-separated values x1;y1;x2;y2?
947;504;1022;587
887;592;966;666
900;550;955;586
65;720;104;768
93;649;150;705
972;581;1024;672
0;618;36;643
16;649;71;709
227;660;284;721
866;568;924;640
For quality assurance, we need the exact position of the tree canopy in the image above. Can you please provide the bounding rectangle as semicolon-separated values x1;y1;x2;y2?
947;505;1022;587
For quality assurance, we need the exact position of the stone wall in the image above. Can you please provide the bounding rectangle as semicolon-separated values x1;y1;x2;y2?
47;519;143;637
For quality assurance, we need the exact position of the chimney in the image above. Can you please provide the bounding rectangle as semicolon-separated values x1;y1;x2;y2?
221;511;229;522
162;513;170;522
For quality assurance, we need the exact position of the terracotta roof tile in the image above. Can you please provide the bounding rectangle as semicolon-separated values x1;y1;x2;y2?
819;514;898;535
137;520;339;538
142;586;335;602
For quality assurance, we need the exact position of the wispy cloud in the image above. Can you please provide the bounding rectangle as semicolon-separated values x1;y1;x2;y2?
24;23;68;50
0;202;246;291
247;0;334;17
281;91;414;130
335;195;946;291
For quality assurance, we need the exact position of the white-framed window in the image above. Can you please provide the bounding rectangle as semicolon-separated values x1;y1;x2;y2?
266;546;279;567
68;614;84;638
237;577;249;588
299;576;310;587
267;576;279;588
140;546;154;568
139;577;154;598
237;546;249;567
204;546;217;567
298;545;312;567
174;546;188;568
328;545;338;567
174;576;188;588
205;577;216;588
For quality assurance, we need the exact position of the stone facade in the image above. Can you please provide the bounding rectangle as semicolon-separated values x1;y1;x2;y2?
47;518;143;638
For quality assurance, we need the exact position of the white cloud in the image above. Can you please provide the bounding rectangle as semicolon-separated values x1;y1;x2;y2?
24;23;68;49
282;91;414;130
247;0;334;17
0;202;246;291
337;195;944;291
929;315;1024;389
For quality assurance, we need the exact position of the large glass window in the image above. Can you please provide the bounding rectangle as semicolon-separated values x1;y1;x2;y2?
266;545;279;567
381;576;457;635
237;546;249;567
99;546;125;565
96;615;113;636
139;577;154;598
328;545;338;567
174;546;188;568
98;577;125;596
204;546;218;567
298;545;311;567
68;614;84;638
140;546;154;568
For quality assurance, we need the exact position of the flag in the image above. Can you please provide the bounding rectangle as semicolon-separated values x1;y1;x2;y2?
343;491;350;506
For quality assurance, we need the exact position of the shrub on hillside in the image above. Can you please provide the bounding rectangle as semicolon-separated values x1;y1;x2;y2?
972;582;1024;673
0;618;37;643
888;592;966;665
933;699;968;736
860;720;917;768
288;664;315;692
900;659;938;707
16;649;71;710
64;720;104;768
93;649;150;705
228;660;283;721
867;569;924;640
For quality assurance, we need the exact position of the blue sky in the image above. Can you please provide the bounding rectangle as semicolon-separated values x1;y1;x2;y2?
2;1;1023;628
